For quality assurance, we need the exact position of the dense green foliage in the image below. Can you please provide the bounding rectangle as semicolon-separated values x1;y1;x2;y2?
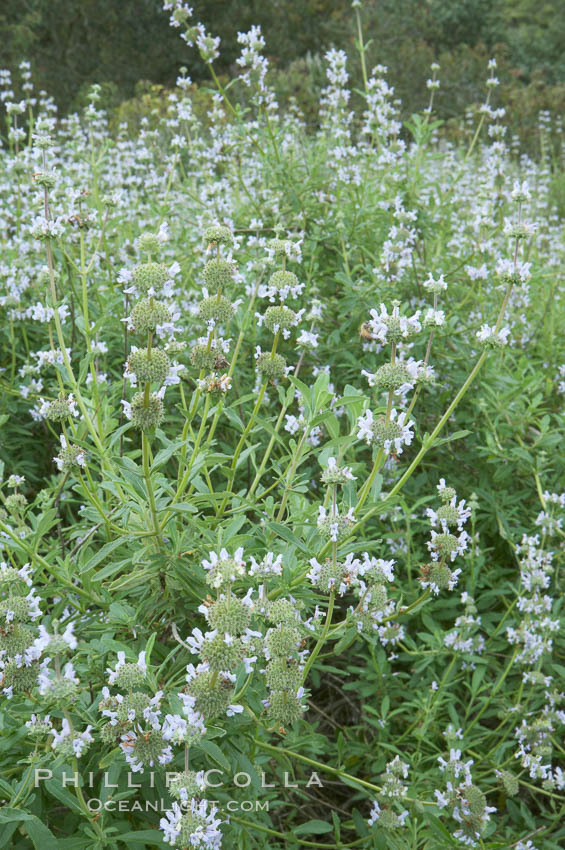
0;5;564;850
2;0;565;141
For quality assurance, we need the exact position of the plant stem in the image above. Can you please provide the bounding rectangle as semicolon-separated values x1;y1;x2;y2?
301;590;335;685
142;432;161;543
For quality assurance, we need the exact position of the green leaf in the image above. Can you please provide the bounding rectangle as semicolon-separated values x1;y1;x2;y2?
331;811;341;842
351;809;369;837
266;522;308;554
288;376;311;413
334;627;358;655
118;830;165;844
197;739;231;772
91;557;134;583
145;631;157;665
471;664;488;694
98;747;121;770
80;537;130;573
44;776;85;815
0;808;58;850
152;438;185;470
168;502;198;514
430;429;472;449
22;817;59;850
294;819;333;835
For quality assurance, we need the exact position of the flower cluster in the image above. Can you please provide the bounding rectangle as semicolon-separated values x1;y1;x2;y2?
0;562;42;698
434;743;496;846
506;534;559;665
348;554;403;645
443;593;485;664
100;649;205;773
504;502;565;790
419;480;470;594
367;756;410;830
255;237;305;382
122;229;184;429
186;224;238;393
357;407;414;455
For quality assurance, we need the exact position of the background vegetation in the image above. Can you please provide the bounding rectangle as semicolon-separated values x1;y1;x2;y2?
2;0;565;149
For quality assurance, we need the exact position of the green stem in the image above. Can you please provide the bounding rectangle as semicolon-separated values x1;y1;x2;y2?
217;383;268;516
254;740;435;806
229;815;372;848
170;392;212;512
464;647;519;733
275;424;310;522
142;432;161;543
301;591;335;685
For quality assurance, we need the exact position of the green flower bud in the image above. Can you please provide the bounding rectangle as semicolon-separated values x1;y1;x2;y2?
55;440;86;472
128;348;170;385
172;6;191;25
114;691;154;725
429;534;460;559
372;363;412;392
204;225;233;247
175;804;222;847
41;633;73;655
371;418;407;450
138;232;161;256
168;771;206;802
439;485;457;502
265;625;300;658
112;663;147;690
43;394;77;422
268;270;298;293
132;262;169;295
4;493;28;514
374;807;404;830
43;677;80;704
436;504;460;527
316;513;354;543
34;172;56;189
264;306;296;333
101;722;119;744
26;716;53;739
498;770;519;797
376;622;402;644
128;729;168;765
428;562;454;589
310;558;347;592
207;597;251;634
367;583;388;609
265;690;306;726
131;299;172;335
197;372;232;395
190;344;216;370
0;623;33;657
203;258;236;290
256;352;286;380
199;295;234;324
185;671;234;719
202;633;245;672
38;267;59;287
265;658;302;691
321;461;356;486
130;392;165;431
2;659;41;694
462;785;487;816
265;599;299;626
0;566;25;587
268;238;291;257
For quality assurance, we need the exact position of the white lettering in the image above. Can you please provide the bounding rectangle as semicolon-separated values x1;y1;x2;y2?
34;769;52;787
